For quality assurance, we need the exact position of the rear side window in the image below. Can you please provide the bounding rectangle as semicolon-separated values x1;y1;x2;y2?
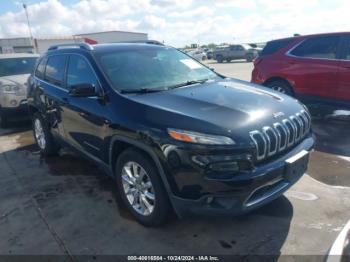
35;57;47;79
341;37;350;60
260;39;293;56
290;36;340;59
45;55;67;87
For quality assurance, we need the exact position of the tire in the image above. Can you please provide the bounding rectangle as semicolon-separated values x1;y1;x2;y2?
32;112;59;156
115;148;171;226
216;55;224;63
0;109;9;128
265;79;294;96
246;53;254;62
226;59;232;63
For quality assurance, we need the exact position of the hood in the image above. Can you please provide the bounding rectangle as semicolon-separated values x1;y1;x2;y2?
0;74;30;87
127;79;305;136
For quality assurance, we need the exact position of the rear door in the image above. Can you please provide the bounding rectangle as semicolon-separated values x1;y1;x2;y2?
235;45;246;59
286;35;341;99
35;54;68;138
61;54;108;159
336;36;350;101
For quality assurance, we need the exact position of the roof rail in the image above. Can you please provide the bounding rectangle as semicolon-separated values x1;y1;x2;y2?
48;43;94;51
116;40;164;46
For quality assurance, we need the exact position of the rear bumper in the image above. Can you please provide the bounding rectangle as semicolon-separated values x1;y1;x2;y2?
251;67;265;84
169;136;315;217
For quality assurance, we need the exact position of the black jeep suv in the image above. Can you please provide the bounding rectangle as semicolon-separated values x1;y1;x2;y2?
27;43;315;226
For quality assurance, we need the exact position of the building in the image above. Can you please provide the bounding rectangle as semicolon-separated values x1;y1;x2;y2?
74;30;148;44
0;30;148;54
0;37;34;54
34;36;83;54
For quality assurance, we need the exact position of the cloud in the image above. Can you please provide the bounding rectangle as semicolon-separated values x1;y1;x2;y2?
0;0;349;47
214;0;256;8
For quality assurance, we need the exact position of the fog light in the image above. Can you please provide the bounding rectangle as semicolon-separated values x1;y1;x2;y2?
209;161;239;172
10;100;18;106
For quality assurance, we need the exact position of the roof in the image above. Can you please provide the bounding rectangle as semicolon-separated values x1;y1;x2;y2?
74;30;147;36
269;31;350;42
45;42;166;55
0;53;39;59
92;43;166;52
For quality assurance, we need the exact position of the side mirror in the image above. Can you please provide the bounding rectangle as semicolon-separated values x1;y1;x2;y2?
69;83;97;97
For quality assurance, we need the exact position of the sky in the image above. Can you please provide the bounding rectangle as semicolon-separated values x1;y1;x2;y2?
0;0;349;47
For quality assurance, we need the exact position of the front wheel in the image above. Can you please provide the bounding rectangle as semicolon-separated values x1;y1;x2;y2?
216;55;224;63
115;148;171;226
32;113;59;156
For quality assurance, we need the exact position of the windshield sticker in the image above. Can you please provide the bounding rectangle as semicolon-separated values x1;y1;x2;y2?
180;59;203;69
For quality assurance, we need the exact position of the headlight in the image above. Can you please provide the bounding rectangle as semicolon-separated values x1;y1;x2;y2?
167;128;235;145
0;84;20;94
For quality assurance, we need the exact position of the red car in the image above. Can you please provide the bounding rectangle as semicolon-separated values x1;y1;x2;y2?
252;32;350;114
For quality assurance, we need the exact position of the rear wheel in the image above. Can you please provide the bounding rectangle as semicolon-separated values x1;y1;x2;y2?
115;148;171;226
246;53;254;62
32;113;59;156
265;79;294;96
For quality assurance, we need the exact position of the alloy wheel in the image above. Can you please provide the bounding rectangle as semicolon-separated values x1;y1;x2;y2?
34;118;46;150
121;161;155;216
270;86;286;94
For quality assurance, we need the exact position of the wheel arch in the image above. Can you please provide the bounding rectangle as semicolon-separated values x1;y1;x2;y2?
28;104;39;116
108;135;179;215
108;136;173;196
263;77;295;95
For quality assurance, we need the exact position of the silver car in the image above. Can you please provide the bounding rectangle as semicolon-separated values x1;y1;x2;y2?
0;53;39;127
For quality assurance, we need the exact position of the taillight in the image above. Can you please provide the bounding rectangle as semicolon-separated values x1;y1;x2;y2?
253;56;263;66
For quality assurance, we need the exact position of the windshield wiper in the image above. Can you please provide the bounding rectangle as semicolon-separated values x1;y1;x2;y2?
119;88;167;94
167;79;209;90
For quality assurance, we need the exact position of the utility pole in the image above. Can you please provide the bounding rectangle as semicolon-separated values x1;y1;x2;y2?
22;2;34;52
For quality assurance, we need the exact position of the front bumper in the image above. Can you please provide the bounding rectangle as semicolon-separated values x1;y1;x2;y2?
0;92;27;108
1;101;29;120
166;135;315;217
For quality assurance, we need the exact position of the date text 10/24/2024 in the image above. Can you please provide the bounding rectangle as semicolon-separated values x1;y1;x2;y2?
127;256;220;261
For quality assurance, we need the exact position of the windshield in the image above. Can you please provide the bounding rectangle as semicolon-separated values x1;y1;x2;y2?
0;57;38;77
95;46;219;92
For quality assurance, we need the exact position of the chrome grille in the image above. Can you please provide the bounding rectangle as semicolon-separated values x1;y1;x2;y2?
250;110;311;161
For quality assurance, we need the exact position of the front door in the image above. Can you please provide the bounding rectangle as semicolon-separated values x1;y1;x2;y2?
61;54;109;159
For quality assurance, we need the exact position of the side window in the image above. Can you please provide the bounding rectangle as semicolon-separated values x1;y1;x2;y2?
290;36;340;59
341;37;350;60
66;55;98;89
237;45;244;51
45;55;67;87
261;39;293;56
35;57;47;79
230;45;237;51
